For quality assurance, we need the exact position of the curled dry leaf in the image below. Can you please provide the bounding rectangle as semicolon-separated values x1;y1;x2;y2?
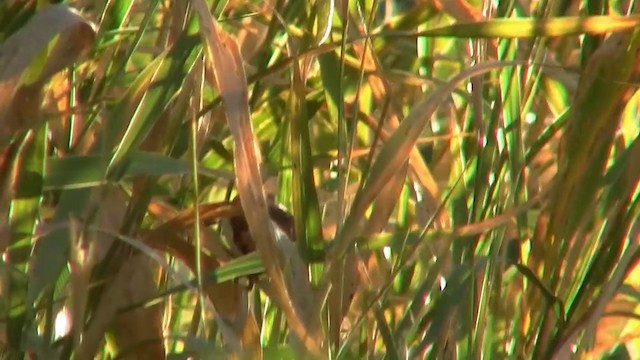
0;4;96;142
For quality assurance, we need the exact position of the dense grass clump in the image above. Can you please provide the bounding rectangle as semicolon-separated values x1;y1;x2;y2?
1;0;640;358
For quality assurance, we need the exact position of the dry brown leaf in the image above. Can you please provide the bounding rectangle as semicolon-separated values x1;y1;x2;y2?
0;4;96;142
366;162;409;235
75;255;150;359
67;186;166;359
90;187;128;263
110;255;165;360
93;189;165;359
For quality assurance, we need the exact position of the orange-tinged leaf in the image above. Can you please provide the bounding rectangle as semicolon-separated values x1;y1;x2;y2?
76;255;158;359
0;4;95;142
110;256;165;360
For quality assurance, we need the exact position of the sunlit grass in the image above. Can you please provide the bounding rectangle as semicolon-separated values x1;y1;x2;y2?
1;0;640;359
